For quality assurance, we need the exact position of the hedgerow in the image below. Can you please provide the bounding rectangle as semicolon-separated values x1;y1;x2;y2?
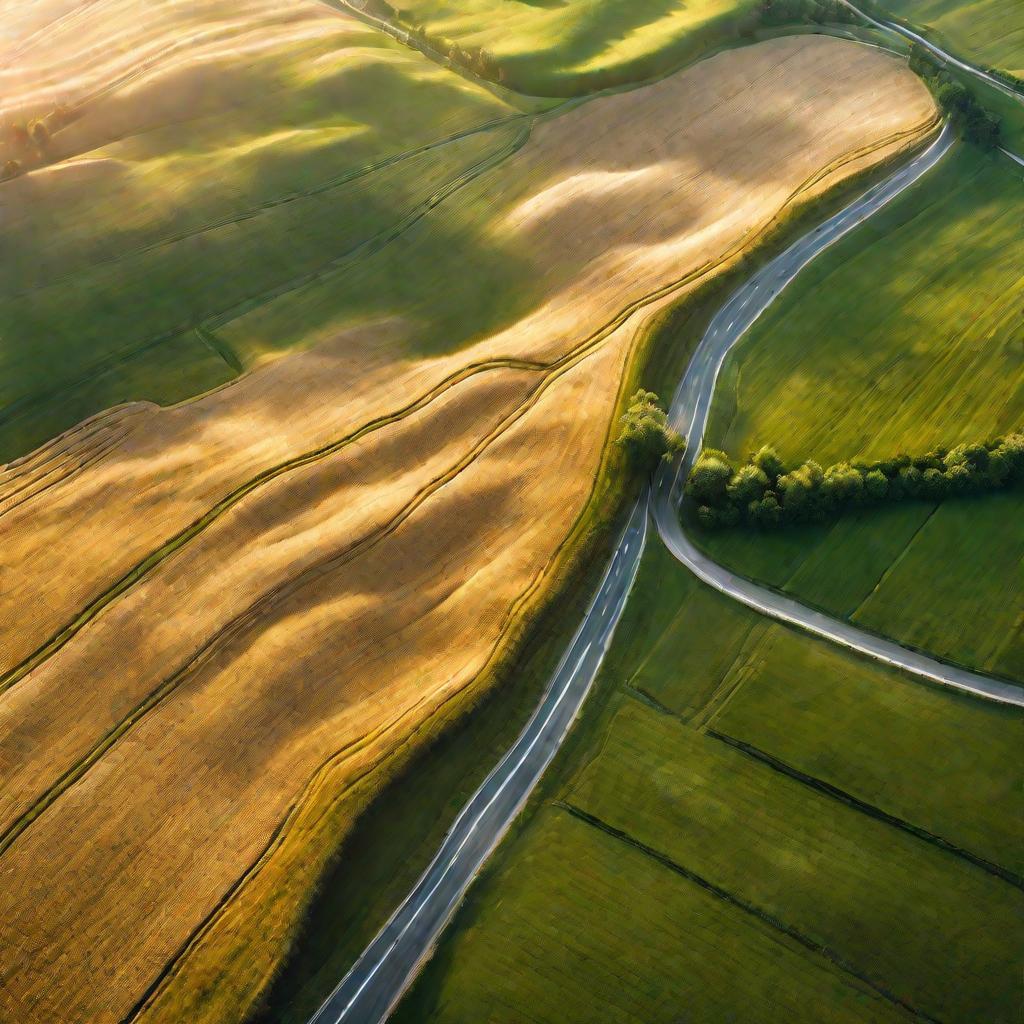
687;433;1024;529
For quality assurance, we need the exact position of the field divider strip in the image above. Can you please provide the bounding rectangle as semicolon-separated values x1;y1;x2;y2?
622;684;676;717
557;801;943;1024
708;731;1024;890
843;501;942;623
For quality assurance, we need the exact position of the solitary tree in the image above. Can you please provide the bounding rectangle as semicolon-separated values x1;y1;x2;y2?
616;389;685;474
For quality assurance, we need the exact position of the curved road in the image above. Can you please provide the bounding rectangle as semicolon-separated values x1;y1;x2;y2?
651;119;1024;709
307;111;1024;1024
841;0;1024;103
308;500;649;1024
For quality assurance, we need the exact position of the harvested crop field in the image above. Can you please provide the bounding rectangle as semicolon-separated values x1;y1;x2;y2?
0;17;937;1024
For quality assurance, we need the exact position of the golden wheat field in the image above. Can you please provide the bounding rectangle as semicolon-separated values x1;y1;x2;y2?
0;3;936;1021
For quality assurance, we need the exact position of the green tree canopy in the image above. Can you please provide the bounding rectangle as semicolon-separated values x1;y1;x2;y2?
616;389;685;475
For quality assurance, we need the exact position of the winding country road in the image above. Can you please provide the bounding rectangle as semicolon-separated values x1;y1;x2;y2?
306;113;1024;1024
652;121;1024;710
841;0;1024;103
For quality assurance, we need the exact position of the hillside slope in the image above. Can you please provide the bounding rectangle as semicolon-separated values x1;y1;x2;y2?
0;23;935;1024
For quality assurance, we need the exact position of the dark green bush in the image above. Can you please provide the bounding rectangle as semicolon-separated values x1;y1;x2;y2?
616;389;685;475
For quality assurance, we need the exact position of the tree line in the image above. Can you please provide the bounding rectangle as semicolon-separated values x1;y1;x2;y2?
759;0;860;28
686;432;1024;529
908;44;1001;149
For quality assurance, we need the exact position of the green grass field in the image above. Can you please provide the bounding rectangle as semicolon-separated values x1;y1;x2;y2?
366;0;760;95
705;144;1024;467
712;621;1024;876
699;141;1024;680
0;26;526;461
395;541;1024;1023
880;0;1024;74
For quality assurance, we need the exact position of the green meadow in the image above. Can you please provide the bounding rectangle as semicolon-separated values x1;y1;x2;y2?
880;0;1024;74
700;141;1024;679
365;0;761;95
396;541;1024;1023
0;28;527;461
712;621;1024;876
705;145;1024;467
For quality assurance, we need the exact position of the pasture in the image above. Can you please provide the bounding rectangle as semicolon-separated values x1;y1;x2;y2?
397;541;1024;1022
360;0;761;95
880;0;1024;74
705;145;1024;467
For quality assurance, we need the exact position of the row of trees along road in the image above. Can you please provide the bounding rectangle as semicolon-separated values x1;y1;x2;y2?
687;433;1024;529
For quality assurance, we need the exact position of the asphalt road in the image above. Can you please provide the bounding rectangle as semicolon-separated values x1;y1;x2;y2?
840;1;1024;173
307;107;1022;1024
841;0;1024;104
308;499;649;1024
651;119;1024;709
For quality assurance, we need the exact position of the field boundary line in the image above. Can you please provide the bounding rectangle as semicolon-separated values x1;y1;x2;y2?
622;683;676;717
708;731;1024;890
690;619;771;730
557;802;943;1023
844;501;942;622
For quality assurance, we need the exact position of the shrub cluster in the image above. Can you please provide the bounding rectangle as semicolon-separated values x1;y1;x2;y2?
616;389;686;475
687;434;1024;529
908;44;1001;149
